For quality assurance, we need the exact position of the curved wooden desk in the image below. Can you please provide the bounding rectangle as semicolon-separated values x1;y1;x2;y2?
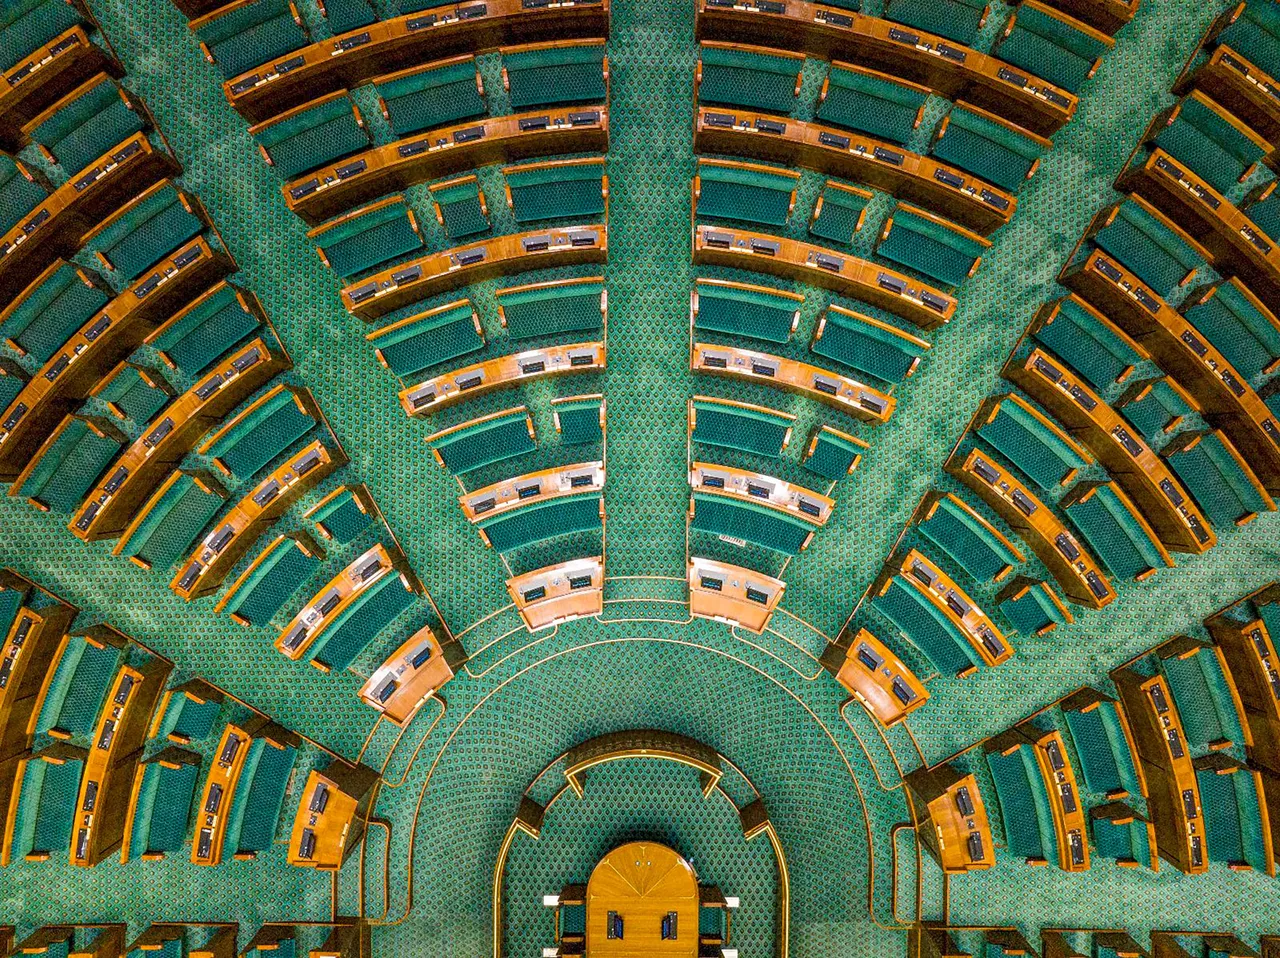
0;591;75;766
585;842;699;957
693;224;955;328
689;461;833;525
826;627;928;726
275;543;400;661
507;556;603;632
687;557;785;635
1023;724;1090;870
693;106;1014;234
192;722;252;866
287;768;363;870
0;26;118;152
892;548;1011;669
343;224;606;320
358;624;466;726
222;0;611;122
904;764;995;873
694;1;1076;136
461;461;604;521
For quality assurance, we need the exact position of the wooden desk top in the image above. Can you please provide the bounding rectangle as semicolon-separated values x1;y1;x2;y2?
830;627;929;726
695;1;1076;136
687;557;784;635
287;769;359;870
507;556;603;631
1177;44;1280;146
691;341;895;423
1206;610;1280;774
906;765;995;873
694;106;1015;235
400;341;604;416
192;723;252;866
0;26;115;150
71;335;286;542
276;543;398;661
891;548;1011;670
358;624;463;726
1063;248;1280;495
171;440;343;600
0;598;74;764
284;107;608;223
461;461;604;521
949;448;1114;609
220;0;611;122
1006;347;1215;553
585;842;699;958
693;224;955;328
1021;725;1090;871
344;224;607;320
689;461;834;525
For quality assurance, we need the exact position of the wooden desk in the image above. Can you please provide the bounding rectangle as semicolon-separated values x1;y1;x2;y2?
693;224;955;328
358;624;466;726
689;461;834;525
0;26;118;152
1113;667;1207;873
192;718;289;866
70;336;284;541
399;341;604;416
71;657;170;866
1176;45;1280;145
221;0;611;122
949;448;1113;608
0;594;75;765
913;490;1025;582
825;627;929;726
287;769;360;870
687;557;784;635
691;341;895;423
1006;347;1215;553
1207;600;1280;775
693;106;1014;234
507;556;603;631
0;236;225;480
1021;724;1090;870
0;133;174;308
275;543;402;661
585;842;699;958
694;1;1076;136
284;107;608;223
171;440;343;600
890;548;1011;670
461;461;604;521
1063;248;1280;494
904;764;995;873
343;224;606;320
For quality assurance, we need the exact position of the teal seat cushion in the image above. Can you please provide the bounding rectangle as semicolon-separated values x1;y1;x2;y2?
195;0;308;80
24;754;83;856
1167;431;1272;527
369;301;483;377
812;307;927;383
932;105;1044;193
995;3;1110;95
986;743;1057;861
311;575;412;672
134;760;198;855
1162;647;1245;748
506;160;606;223
121;472;225;571
697;160;796;227
1219;0;1280;84
1064;701;1143;797
205;387;316;480
430;178;488;239
878;204;987;287
919;495;1019;583
432;411;535;474
874;576;974;676
690;398;791;457
322;0;374;33
1064;483;1166;580
0;157;46;236
31;77;143;176
254;95;367;180
497;280;604;340
809;185;870;245
554;398;603;445
1183;280;1280;380
230;741;295;853
94;365;170;424
0;0;84;74
312;198;422;279
694;280;798;345
698;44;799;113
224;536;321;627
997;580;1069;635
1245;187;1280;239
802;427;864;480
1032;296;1146;392
376;58;485;137
3;263;108;363
36;635;118;736
977;397;1090;490
885;0;988;45
310;487;372;543
91;184;205;282
1154;93;1267;195
690;493;813;556
150;284;261;374
19;417;122;513
817;63;927;144
1115;378;1196;443
1093;197;1204;298
479;492;603;552
505;43;607;109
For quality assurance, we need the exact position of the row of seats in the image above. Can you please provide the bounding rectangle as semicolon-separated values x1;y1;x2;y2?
8;921;367;958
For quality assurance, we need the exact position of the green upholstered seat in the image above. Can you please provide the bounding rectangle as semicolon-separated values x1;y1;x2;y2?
150;284;261;374
1032;296;1147;392
253;94;367;180
1064;483;1168;581
311;197;422;279
977;396;1090;490
118;472;225;571
1092;810;1155;867
690;493;814;556
1244;184;1280;239
504;42;607;109
0;157;46;236
431;409;535;474
497;279;604;340
802;425;865;480
694;280;799;345
0;364;26;411
505;159;606;223
94;365;170;423
812;306;928;383
478;492;603;553
553;396;604;445
1063;698;1145;797
1218;0;1280;83
128;759;199;857
986;742;1058;862
1153;92;1268;195
222;535;321;626
919;495;1021;583
1161;644;1246;749
0;0;84;74
3;263;108;363
878;204;988;287
397;0;457;10
311;574;413;671
30;76;143;176
1167;430;1273;527
996;579;1070;635
1092;197;1205;298
34;633;119;736
152;691;220;743
375;57;485;137
308;487;372;543
224;738;295;856
90;184;204;282
697;43;800;113
13;750;83;858
932;104;1045;193
696;160;797;227
885;0;988;45
816;63;928;144
203;387;316;480
809;183;871;245
690;398;792;458
995;3;1111;94
321;0;374;33
1115;377;1196;443
1183;280;1280;380
18;416;123;513
195;0;307;80
430;177;489;239
1196;758;1270;872
874;576;978;676
368;300;483;377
